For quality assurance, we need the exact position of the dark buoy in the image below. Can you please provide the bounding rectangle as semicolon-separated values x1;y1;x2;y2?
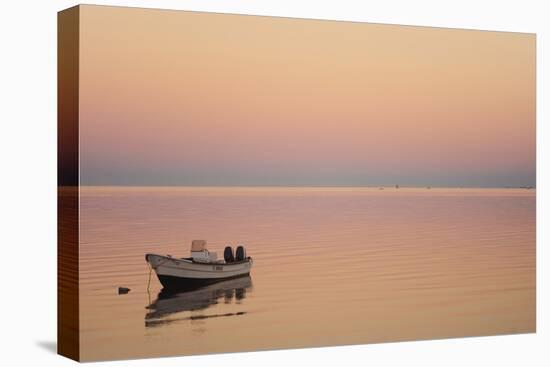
118;287;131;294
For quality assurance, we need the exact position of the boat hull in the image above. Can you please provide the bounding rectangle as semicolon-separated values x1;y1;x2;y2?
146;253;253;290
156;273;250;291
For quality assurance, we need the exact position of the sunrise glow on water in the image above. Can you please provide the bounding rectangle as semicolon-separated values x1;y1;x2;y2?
71;186;535;361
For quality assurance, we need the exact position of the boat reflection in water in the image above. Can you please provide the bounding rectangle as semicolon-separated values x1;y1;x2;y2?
145;276;252;328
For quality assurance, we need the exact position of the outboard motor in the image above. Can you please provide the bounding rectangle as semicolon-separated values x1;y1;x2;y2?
235;245;246;262
224;246;235;263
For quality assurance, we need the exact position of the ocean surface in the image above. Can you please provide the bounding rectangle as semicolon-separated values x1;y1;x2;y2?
76;187;535;361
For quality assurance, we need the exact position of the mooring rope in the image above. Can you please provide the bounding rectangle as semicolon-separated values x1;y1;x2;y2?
146;257;171;292
147;262;153;292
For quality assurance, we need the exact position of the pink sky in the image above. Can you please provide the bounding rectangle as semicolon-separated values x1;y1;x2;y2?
78;6;535;187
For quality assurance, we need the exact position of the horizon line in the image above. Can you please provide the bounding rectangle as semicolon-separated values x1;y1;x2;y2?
65;184;536;189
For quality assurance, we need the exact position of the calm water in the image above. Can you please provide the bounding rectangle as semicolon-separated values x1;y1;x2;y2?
77;187;535;361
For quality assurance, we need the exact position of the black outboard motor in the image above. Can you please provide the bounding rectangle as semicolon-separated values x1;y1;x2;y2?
235;245;246;262
224;246;235;263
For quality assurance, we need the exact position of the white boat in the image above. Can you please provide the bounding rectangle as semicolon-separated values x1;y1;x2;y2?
145;240;253;290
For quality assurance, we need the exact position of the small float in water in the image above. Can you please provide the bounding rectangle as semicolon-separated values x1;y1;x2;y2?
146;240;253;290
